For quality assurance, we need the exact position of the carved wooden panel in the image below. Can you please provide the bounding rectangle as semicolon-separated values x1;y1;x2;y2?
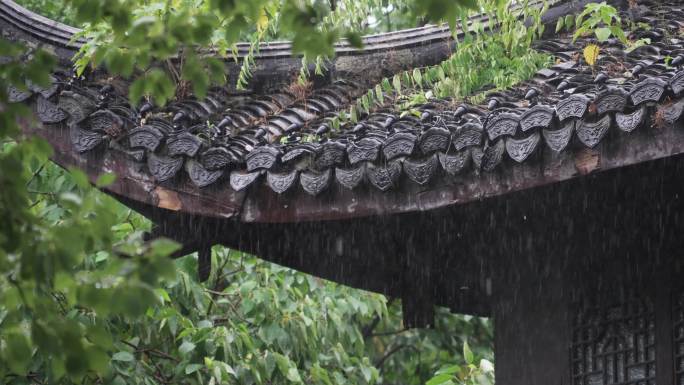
572;298;656;385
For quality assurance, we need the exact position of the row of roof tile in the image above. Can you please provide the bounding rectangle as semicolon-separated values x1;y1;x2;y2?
9;0;684;198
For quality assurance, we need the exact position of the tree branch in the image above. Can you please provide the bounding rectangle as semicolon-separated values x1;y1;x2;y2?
121;340;180;363
362;316;380;339
374;344;413;370
370;327;409;337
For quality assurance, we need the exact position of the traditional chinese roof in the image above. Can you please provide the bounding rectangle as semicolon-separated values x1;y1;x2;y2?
9;0;684;224
5;0;684;324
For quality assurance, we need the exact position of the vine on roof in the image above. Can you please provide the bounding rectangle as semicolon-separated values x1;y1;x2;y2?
313;0;553;138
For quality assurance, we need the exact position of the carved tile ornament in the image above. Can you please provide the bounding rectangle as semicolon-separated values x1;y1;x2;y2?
486;112;519;141
36;95;66;124
403;155;439;185
616;108;646;133
438;149;471;175
543;120;574;152
577;115;611;149
383;132;416;160
230;170;261;192
594;88;628;115
630;78;666;106
185;160;223;188
506;131;541;163
335;165;365;190
20;0;684;195
267;170;299;193
128;126;164;152
520;105;554;132
147;153;184;182
300;169;332;196
557;94;590;121
348;138;381;165
246;146;281;172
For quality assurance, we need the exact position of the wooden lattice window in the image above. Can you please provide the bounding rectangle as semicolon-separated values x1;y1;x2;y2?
675;291;684;385
571;298;656;385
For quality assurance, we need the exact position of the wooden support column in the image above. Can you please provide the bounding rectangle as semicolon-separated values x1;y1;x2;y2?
400;227;436;329
490;206;571;385
493;287;571;385
654;276;675;385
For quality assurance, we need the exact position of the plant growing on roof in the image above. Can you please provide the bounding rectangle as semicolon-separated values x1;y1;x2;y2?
423;0;551;99
325;0;552;130
558;2;651;68
572;2;627;44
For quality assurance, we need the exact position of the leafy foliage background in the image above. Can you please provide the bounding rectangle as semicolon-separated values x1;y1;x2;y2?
0;138;493;385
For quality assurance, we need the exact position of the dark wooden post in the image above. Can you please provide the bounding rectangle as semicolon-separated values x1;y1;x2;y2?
493;271;571;385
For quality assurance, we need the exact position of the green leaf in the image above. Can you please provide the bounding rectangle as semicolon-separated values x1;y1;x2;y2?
149;238;181;257
392;74;402;95
128;77;147;105
86;346;110;374
185;363;204;374
426;373;453;385
381;77;392;93
555;17;564;33
594;27;611;42
436;365;460;375
437;67;446;81
105;48;135;78
2;332;32;375
625;38;651;53
286;367;302;382
146;68;176;106
69;168;90;188
95;172;116;187
361;94;370;111
112;351;135;362
375;84;384;105
463;341;474;365
610;25;627;44
179;341;196;355
360;366;372;382
564;15;574;30
345;31;363;49
86;323;114;349
412;68;423;88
